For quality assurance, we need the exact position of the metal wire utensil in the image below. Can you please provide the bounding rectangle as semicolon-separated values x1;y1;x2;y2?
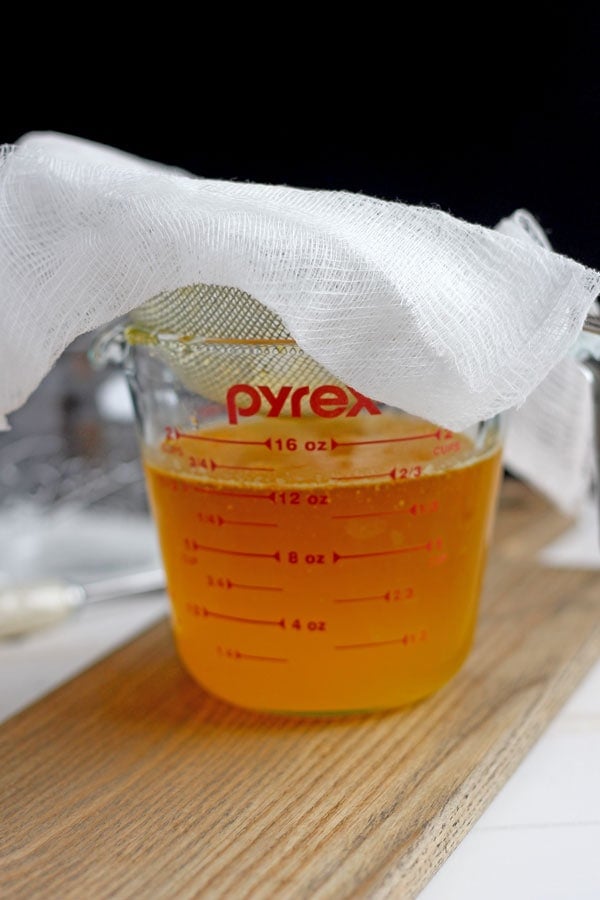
583;313;600;336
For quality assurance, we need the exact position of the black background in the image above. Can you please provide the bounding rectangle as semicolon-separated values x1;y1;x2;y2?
3;12;598;267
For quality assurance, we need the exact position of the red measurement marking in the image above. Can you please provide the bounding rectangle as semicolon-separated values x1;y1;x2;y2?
203;607;285;627
236;652;288;663
211;460;274;473
335;632;427;650
219;516;277;528
192;486;275;501
335;589;414;603
227;580;283;592
333;467;397;482
332;541;432;562
187;540;280;561
332;501;439;520
177;429;272;449
330;429;443;449
335;593;387;603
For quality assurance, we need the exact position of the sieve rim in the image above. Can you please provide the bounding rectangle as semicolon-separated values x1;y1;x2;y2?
123;324;298;349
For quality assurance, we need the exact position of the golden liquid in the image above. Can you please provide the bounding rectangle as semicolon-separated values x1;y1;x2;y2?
144;412;502;713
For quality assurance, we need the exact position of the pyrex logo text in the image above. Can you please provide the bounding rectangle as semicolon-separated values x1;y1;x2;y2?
226;384;381;424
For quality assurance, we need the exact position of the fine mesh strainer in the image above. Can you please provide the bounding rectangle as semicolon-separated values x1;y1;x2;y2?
126;284;344;402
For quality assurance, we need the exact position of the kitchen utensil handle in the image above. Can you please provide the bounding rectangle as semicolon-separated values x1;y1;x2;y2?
83;567;165;602
0;582;85;638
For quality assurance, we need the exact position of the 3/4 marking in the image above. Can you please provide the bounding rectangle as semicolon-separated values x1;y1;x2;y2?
212;460;274;473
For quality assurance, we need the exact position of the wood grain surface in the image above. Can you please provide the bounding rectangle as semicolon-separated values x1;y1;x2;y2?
1;480;599;900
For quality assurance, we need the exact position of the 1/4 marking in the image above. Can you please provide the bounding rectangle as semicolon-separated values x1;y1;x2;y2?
197;513;277;528
217;646;288;663
206;576;283;592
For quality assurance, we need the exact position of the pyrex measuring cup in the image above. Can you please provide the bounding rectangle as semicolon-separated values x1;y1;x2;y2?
95;322;503;714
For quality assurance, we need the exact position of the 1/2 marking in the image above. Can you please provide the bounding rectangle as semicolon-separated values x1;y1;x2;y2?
184;538;280;561
191;605;285;627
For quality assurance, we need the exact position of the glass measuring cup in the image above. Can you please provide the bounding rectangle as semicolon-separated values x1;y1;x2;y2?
95;324;503;714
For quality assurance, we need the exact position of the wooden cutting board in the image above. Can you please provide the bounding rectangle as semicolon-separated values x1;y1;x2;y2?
1;480;599;900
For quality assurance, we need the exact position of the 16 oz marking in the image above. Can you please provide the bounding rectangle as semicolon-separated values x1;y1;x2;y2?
273;438;328;452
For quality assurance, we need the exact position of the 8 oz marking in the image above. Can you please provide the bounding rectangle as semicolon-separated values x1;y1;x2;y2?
288;551;326;565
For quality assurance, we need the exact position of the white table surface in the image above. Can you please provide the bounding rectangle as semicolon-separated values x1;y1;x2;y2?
1;595;598;899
